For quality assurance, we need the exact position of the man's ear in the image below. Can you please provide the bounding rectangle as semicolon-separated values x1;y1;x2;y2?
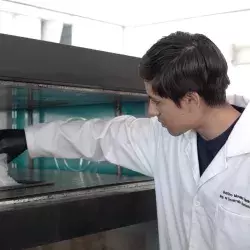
180;92;201;109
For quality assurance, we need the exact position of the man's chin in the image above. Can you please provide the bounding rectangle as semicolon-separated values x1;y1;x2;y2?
159;122;183;136
165;127;183;137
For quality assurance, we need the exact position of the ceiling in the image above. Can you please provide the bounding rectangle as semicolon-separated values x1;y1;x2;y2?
5;0;250;26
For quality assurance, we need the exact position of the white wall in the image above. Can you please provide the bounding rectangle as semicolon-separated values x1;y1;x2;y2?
124;10;250;97
0;1;124;54
72;18;124;54
2;1;250;96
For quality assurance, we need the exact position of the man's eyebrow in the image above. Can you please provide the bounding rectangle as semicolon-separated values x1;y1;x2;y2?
148;95;159;101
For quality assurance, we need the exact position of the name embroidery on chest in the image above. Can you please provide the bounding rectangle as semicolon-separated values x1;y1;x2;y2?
219;190;250;209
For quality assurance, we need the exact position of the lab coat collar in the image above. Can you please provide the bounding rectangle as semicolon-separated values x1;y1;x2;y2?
226;95;250;157
182;94;250;188
183;94;250;157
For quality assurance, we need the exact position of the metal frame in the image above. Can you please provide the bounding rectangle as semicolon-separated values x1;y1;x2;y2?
115;97;123;176
0;34;155;250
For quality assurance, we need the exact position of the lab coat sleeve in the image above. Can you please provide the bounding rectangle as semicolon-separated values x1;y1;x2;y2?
25;115;158;176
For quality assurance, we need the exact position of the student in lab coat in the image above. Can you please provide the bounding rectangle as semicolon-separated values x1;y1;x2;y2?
0;31;249;250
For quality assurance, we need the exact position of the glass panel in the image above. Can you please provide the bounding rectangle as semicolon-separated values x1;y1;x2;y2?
0;81;147;177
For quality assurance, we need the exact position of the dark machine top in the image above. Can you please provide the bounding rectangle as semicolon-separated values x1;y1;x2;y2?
0;34;145;93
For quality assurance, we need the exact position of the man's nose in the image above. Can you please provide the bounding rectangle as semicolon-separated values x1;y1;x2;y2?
148;100;159;117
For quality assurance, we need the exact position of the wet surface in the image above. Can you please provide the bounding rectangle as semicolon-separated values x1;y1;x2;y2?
0;169;153;201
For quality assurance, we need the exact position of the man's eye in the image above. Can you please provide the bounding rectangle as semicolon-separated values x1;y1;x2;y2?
149;98;160;105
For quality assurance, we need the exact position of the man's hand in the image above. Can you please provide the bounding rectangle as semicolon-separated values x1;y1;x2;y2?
0;129;27;163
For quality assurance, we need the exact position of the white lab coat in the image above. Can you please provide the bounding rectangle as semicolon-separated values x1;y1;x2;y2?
25;94;250;250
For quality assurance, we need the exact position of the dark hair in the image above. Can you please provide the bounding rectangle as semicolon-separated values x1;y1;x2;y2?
139;31;230;106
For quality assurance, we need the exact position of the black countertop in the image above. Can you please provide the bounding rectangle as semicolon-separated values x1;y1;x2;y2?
0;169;156;249
0;169;153;204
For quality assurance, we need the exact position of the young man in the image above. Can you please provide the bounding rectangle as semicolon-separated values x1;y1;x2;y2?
0;31;249;250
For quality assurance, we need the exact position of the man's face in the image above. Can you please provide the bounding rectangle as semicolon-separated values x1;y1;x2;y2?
145;82;202;136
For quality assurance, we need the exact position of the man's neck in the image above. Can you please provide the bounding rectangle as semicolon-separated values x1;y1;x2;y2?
196;104;241;141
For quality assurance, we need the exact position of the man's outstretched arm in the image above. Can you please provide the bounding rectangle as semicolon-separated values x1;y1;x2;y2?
0;116;158;177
